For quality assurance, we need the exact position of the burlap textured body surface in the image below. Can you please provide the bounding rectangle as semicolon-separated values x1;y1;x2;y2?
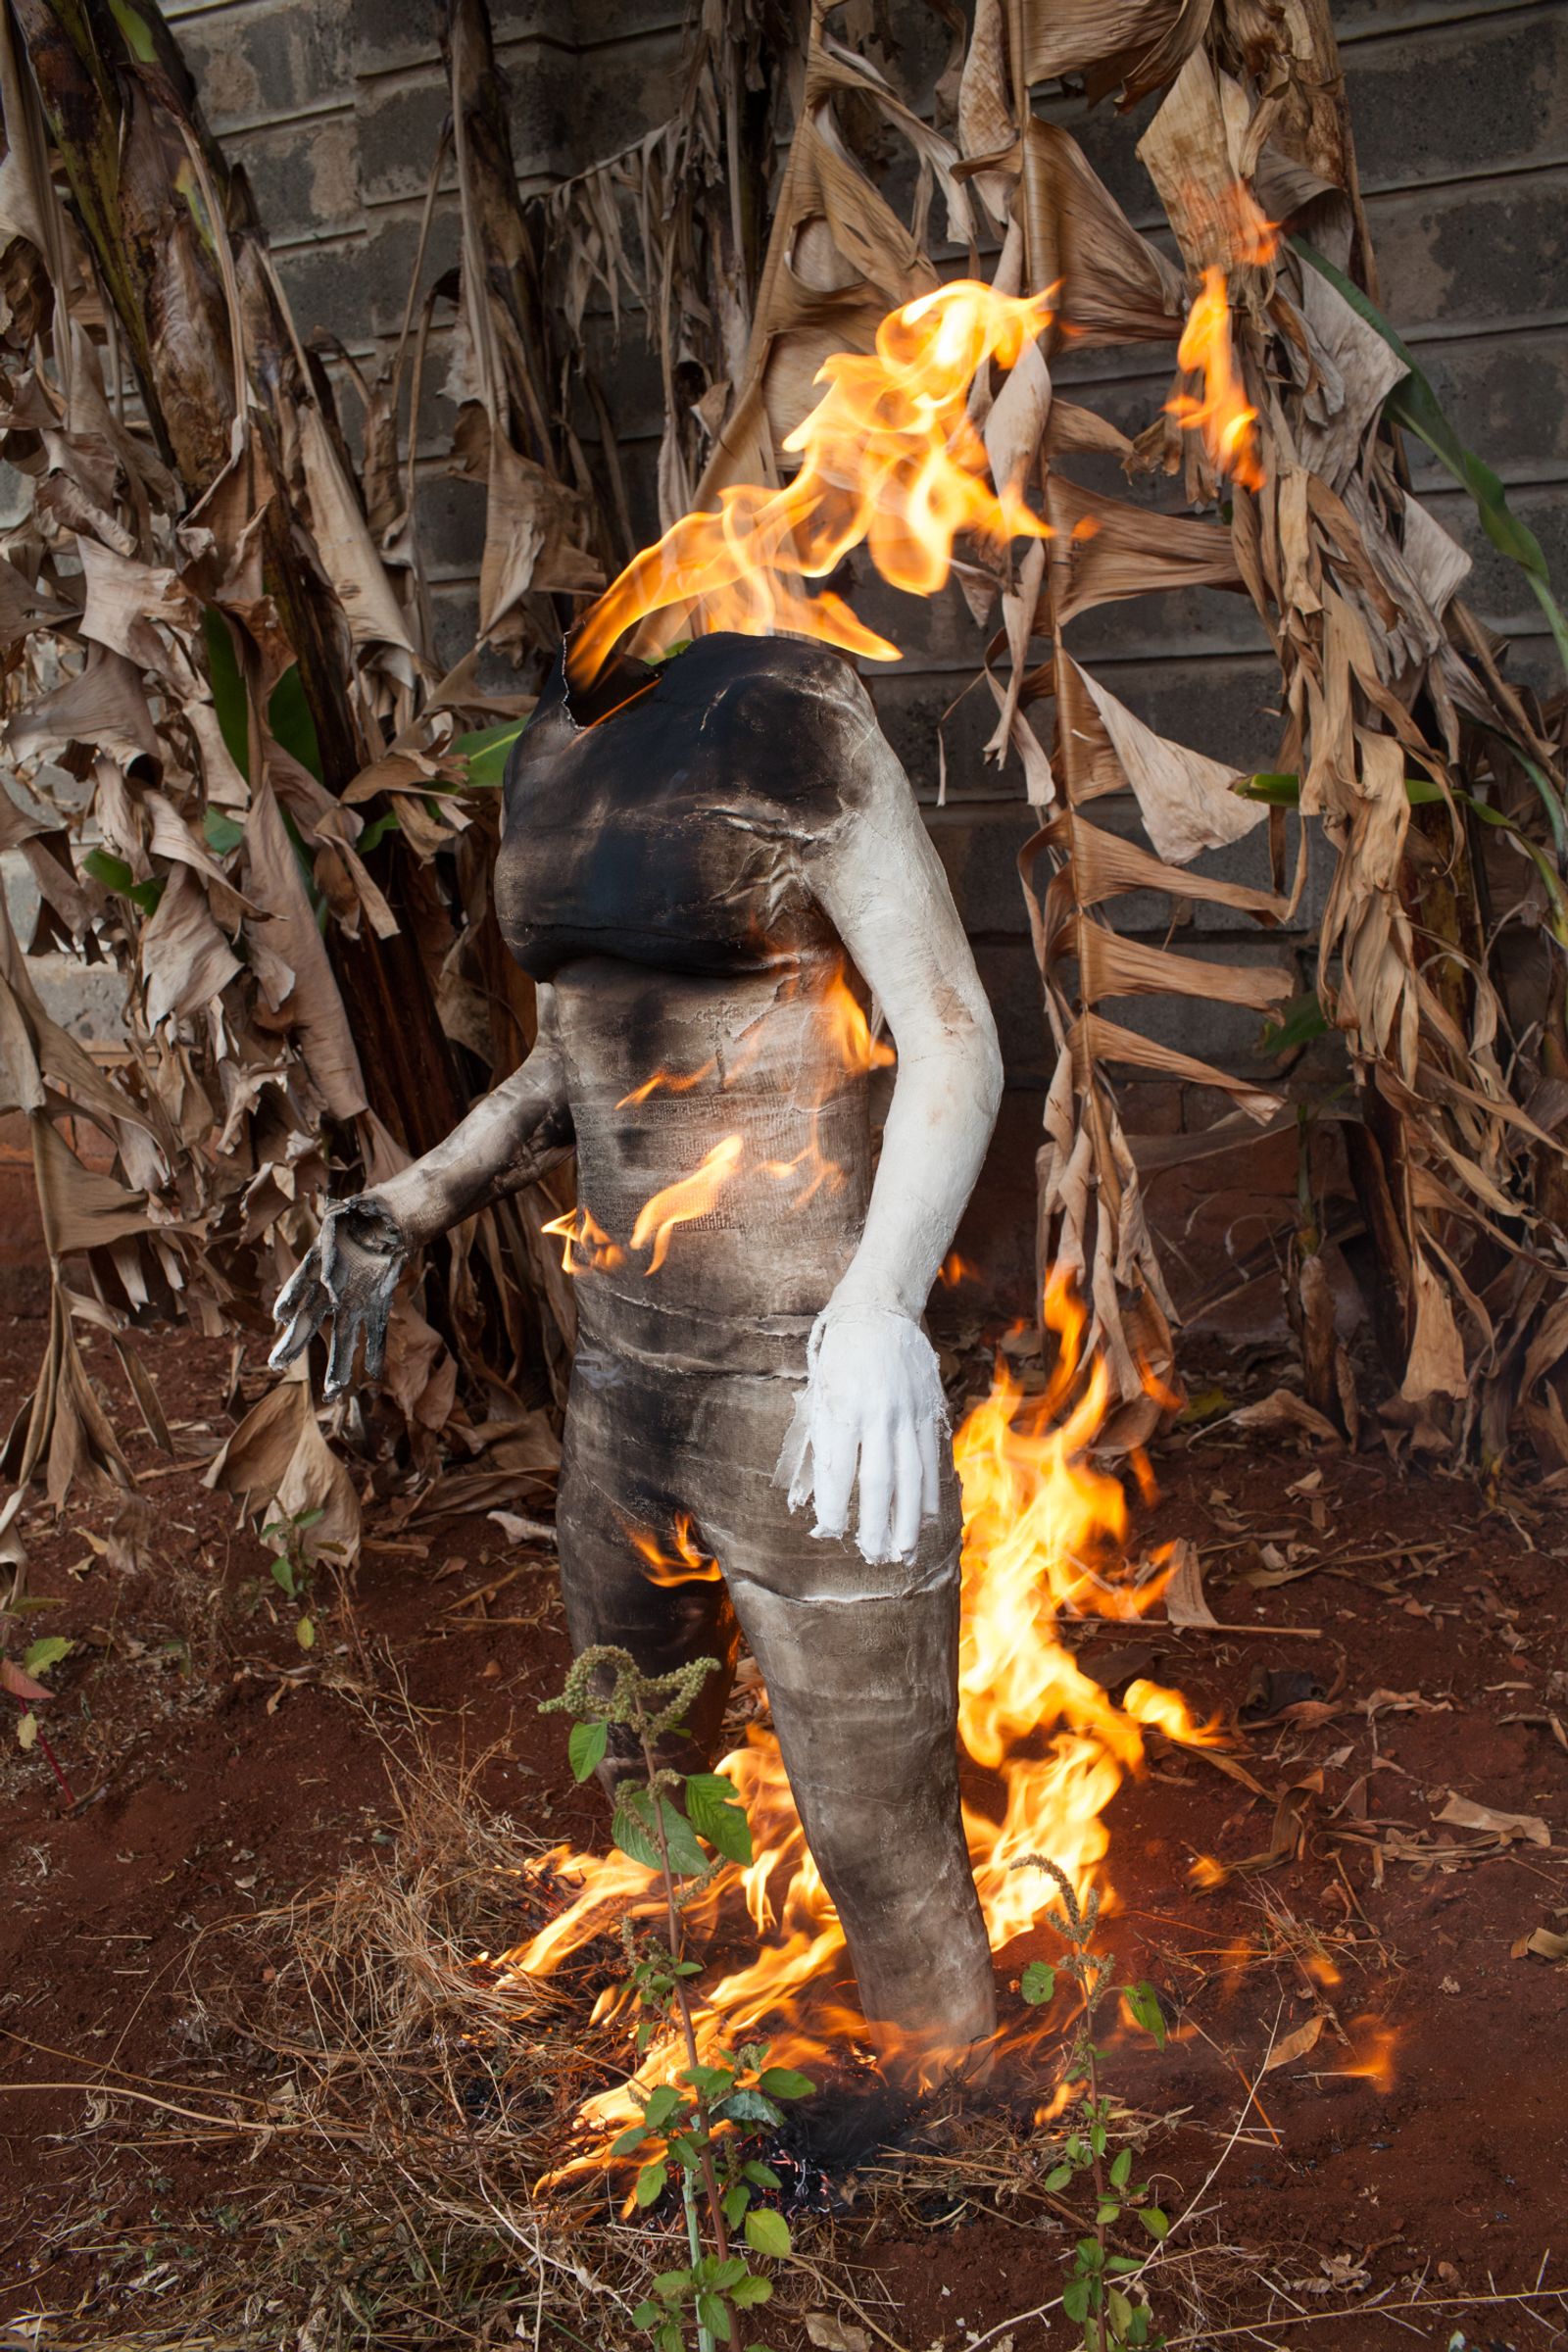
560;1337;995;2060
553;956;873;1375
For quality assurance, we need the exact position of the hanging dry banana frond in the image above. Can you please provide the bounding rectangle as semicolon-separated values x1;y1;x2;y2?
942;9;1305;1448
1018;524;1297;1451
1009;0;1214;111
440;0;604;657
0;0;570;1564
697;0;985;508
944;0;1568;1466
537;0;794;542
1127;18;1568;1464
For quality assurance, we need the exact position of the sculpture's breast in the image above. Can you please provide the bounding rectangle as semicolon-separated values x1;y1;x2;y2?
495;633;875;980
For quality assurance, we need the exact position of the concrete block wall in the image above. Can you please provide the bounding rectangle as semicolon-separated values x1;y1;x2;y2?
57;0;1568;1316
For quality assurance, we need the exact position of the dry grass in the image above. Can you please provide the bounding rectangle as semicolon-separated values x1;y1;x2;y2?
18;1732;1084;2349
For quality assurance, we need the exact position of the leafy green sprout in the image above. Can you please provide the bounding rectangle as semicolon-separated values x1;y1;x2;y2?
11;1635;74;1758
542;1645;812;2352
259;1504;329;1650
1015;1854;1171;2352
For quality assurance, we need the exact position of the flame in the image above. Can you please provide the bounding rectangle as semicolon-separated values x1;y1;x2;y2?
1219;181;1280;268
581;964;895;1277
618;1062;720;1107
628;1514;722;1588
566;279;1056;689
1167;265;1268;493
817;964;896;1075
628;1136;746;1272
1337;2015;1398;2092
938;1251;977;1288
498;1271;1222;2168
954;1274;1214;1946
624;1124;848;1275
541;1204;626;1276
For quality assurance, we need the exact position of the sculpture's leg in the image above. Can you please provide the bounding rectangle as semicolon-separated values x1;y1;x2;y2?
701;1367;997;2085
557;1340;740;1787
558;1343;994;2080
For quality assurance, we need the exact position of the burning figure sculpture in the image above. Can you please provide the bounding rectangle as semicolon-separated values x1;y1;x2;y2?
272;282;1056;2081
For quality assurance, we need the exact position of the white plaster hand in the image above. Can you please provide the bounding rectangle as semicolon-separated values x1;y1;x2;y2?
775;1303;947;1567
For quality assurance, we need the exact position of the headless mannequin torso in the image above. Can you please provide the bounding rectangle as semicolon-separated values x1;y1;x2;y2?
272;632;1004;2079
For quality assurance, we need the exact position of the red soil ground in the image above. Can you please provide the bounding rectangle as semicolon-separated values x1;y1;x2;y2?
2;1305;1566;2351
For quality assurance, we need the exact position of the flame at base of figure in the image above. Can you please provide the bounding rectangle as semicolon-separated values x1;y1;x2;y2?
493;1276;1221;2159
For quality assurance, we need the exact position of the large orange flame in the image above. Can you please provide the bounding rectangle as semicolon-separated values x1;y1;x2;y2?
566;279;1055;690
628;1136;746;1272
540;1204;625;1276
496;1275;1215;2158
1167;260;1273;492
627;1513;722;1588
817;963;897;1076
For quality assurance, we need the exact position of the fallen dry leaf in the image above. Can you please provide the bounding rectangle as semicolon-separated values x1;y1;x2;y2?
205;1370;361;1566
1436;1792;1550;1847
1359;1690;1452;1720
1514;1928;1568;1963
1162;1537;1218;1629
487;1509;559;1547
1231;1389;1343;1446
803;2319;871;2352
1297;2252;1371;2297
1261;2011;1325;2073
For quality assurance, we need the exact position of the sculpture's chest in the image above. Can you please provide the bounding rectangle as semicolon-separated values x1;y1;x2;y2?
494;641;862;981
496;740;819;979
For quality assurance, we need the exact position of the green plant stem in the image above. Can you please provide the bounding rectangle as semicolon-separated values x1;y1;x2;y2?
1085;2028;1108;2352
636;1728;738;2351
680;2169;714;2352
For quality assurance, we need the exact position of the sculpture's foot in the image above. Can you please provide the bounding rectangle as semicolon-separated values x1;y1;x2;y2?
867;1996;998;2095
850;1870;999;2094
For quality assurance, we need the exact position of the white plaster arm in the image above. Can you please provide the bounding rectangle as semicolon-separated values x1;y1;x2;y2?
777;729;1004;1564
270;985;574;1396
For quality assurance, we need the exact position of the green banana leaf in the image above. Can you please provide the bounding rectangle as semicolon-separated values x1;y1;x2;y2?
1235;768;1568;937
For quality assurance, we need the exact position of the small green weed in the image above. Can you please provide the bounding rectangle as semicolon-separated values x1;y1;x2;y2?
543;1645;811;2352
260;1505;330;1649
1016;1854;1171;2352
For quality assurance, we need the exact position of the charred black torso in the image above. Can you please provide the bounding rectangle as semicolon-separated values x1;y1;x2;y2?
495;633;875;981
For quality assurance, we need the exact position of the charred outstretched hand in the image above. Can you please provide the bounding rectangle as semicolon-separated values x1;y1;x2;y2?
269;1195;408;1397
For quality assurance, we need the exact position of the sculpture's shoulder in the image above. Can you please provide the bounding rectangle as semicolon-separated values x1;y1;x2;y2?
499;631;889;845
669;633;883;824
682;631;875;736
